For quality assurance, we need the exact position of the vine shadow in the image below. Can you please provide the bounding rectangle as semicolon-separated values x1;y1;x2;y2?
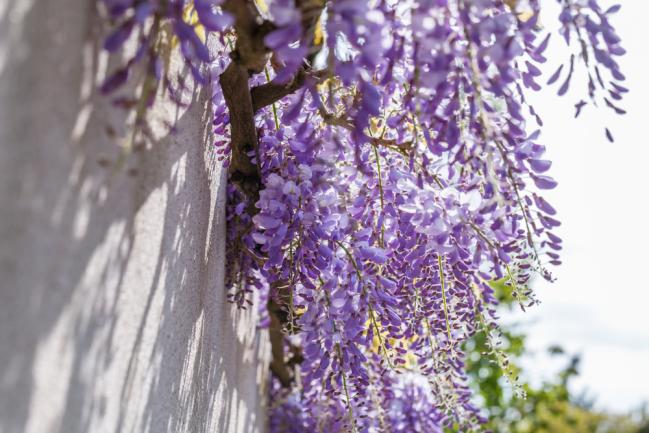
0;1;267;432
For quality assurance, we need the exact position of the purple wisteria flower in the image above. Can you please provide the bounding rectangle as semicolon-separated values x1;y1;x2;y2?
100;0;627;431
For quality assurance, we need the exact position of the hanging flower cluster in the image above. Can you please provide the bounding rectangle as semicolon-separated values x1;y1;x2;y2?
101;0;231;90
101;0;625;431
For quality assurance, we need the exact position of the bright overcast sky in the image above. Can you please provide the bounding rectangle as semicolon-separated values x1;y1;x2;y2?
505;0;649;413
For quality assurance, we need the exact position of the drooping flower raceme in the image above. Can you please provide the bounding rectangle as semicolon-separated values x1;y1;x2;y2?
101;0;625;431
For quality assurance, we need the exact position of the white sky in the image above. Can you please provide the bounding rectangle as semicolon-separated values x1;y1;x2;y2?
505;0;649;413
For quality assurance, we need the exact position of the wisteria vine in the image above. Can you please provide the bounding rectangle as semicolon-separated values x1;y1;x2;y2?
100;0;626;431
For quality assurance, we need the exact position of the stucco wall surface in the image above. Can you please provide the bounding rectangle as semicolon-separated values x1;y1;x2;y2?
0;1;269;433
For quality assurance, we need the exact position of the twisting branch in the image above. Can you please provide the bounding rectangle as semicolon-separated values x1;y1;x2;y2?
219;0;327;390
268;298;293;387
221;0;274;74
220;60;260;179
251;68;328;113
219;0;271;188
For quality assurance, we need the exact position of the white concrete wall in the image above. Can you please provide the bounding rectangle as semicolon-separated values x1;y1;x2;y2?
0;1;269;433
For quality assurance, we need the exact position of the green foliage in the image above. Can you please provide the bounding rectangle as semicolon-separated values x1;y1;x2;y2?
461;280;649;433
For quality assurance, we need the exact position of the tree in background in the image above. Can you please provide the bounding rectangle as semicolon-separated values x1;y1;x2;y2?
465;280;649;433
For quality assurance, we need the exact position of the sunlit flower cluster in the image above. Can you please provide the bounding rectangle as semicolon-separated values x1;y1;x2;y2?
101;0;625;431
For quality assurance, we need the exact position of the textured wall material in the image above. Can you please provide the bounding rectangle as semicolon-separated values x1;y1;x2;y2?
0;1;269;432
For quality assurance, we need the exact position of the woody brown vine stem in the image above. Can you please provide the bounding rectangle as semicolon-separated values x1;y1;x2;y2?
219;0;325;388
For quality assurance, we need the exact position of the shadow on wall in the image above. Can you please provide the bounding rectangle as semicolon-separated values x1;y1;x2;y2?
0;1;269;433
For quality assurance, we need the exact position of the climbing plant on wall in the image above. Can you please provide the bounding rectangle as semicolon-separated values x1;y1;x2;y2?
100;0;626;431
